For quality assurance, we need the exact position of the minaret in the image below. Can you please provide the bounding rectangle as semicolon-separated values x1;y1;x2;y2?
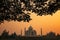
21;29;22;36
41;28;42;36
24;27;26;36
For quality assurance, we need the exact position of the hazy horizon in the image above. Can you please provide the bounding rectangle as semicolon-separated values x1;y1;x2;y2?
0;10;60;36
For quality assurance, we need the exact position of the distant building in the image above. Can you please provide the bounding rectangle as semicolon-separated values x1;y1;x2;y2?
24;26;37;37
41;28;42;36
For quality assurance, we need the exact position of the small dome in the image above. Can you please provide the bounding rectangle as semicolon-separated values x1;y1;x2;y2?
28;26;33;30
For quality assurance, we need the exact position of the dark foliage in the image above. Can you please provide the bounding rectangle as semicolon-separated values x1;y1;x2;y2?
0;0;60;23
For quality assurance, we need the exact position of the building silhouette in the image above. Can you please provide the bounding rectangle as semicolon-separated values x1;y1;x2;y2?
24;26;37;37
0;26;60;40
40;28;42;36
21;29;22;36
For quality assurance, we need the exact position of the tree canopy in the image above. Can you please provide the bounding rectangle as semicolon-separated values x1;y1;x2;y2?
0;0;60;23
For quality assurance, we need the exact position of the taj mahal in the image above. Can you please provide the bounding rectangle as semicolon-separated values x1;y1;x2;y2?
21;25;42;37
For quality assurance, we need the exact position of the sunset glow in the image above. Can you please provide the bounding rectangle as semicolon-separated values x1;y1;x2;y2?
0;10;60;35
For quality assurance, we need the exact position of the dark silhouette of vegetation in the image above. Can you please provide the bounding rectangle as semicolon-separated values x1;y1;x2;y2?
0;30;60;40
0;0;60;23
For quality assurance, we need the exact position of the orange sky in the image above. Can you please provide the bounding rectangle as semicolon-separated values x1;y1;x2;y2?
0;10;60;35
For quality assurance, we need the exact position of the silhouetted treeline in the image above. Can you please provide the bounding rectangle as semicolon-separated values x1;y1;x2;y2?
0;30;60;40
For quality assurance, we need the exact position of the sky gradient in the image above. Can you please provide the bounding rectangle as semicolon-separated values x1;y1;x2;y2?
0;10;60;35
